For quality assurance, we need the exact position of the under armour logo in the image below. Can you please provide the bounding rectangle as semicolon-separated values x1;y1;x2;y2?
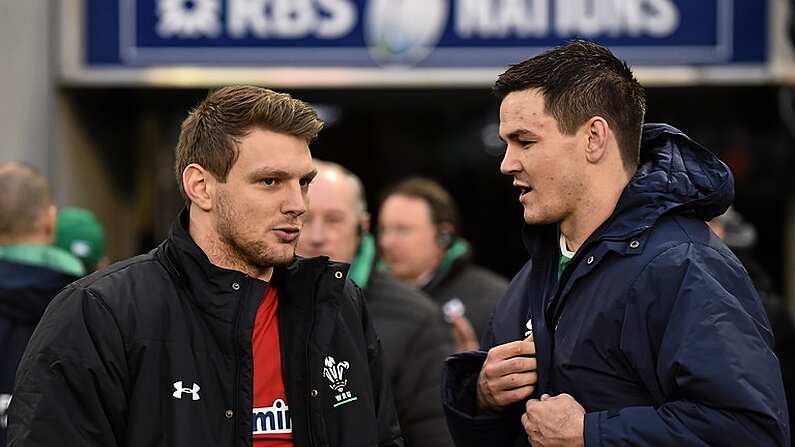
172;381;201;400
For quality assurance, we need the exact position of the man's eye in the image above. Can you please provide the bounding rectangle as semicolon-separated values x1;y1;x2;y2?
261;178;275;186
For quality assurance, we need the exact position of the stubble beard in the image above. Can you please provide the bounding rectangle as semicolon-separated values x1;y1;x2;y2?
215;192;295;272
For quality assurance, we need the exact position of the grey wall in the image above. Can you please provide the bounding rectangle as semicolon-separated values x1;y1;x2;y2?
0;0;55;176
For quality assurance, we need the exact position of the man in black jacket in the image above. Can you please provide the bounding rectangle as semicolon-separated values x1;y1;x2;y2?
9;86;403;447
296;160;454;447
0;162;84;447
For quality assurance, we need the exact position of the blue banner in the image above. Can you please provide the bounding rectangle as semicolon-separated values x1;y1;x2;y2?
85;0;767;68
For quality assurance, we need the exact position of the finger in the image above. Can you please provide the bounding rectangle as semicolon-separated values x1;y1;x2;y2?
488;371;537;395
491;384;535;407
451;324;470;352
521;413;535;445
488;338;536;360
486;356;537;378
540;393;551;401
505;356;537;374
451;315;479;350
521;412;530;432
525;396;542;412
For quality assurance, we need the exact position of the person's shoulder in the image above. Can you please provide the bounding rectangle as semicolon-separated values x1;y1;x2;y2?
366;271;442;321
450;263;509;297
68;251;171;307
466;264;509;286
643;214;737;265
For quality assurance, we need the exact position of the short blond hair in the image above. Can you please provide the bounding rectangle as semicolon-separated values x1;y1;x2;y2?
0;162;52;239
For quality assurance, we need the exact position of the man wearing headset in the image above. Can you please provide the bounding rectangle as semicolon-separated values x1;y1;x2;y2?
377;178;508;351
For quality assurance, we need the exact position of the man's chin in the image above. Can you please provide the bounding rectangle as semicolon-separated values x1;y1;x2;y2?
267;247;297;266
523;211;556;226
247;244;296;268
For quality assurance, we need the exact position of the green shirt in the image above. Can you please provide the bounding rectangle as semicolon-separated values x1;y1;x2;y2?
558;234;575;279
0;244;85;276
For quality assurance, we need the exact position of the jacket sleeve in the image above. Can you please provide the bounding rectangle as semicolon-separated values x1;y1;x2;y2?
353;284;405;447
392;309;455;447
584;243;790;447
442;320;524;447
8;286;128;447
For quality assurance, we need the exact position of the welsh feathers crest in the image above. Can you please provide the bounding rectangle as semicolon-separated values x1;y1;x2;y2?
323;356;350;392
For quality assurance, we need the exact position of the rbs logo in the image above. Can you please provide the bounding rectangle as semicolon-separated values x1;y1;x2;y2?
156;0;357;39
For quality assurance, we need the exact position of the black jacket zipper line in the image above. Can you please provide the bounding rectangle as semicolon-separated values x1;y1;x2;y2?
231;276;247;445
305;277;319;447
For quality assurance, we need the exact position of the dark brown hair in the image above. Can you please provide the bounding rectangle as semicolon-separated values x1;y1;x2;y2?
174;85;324;200
381;177;460;232
494;40;646;169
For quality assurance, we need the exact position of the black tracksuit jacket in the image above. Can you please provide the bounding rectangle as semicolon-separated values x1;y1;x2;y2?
8;214;403;447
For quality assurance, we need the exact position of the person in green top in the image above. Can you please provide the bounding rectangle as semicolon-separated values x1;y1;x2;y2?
378;178;509;351
0;161;83;447
54;207;108;274
0;162;83;277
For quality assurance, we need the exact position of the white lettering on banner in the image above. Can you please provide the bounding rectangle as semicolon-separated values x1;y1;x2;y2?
156;0;222;38
0;394;11;429
455;0;678;39
555;0;679;38
273;0;315;38
316;0;357;39
456;0;549;38
227;0;356;39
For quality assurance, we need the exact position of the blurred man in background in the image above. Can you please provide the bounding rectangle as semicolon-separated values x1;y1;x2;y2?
709;206;795;445
0;162;83;447
55;207;108;274
378;178;508;351
297;160;454;447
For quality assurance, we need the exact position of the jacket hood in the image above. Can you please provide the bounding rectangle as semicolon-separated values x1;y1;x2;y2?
609;123;734;236
523;123;734;250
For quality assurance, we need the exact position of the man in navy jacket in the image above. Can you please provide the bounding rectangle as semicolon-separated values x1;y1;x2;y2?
442;40;790;446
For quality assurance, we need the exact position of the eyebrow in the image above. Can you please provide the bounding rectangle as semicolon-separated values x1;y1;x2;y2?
499;128;540;144
248;168;318;182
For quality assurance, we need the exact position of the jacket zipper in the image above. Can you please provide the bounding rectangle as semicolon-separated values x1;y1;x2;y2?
305;278;319;447
231;277;247;446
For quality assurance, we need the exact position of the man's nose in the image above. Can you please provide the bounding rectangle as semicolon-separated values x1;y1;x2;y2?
500;145;519;175
283;183;307;216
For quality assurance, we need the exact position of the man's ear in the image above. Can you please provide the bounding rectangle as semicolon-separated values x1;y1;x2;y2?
182;164;215;211
359;212;371;234
41;204;57;243
584;117;610;164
